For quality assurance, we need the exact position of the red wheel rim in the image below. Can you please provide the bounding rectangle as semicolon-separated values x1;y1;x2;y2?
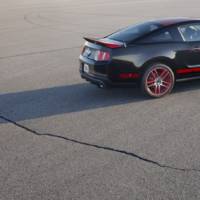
146;67;173;97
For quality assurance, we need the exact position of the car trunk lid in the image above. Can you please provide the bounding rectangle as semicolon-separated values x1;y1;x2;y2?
82;37;126;61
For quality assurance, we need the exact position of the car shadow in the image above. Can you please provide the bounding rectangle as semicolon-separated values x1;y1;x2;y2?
1;79;200;123
0;83;145;123
173;79;200;93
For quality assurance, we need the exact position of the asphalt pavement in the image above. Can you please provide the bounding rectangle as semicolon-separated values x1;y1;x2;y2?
1;0;200;199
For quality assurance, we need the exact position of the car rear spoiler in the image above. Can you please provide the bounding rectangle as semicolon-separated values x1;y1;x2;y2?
83;37;126;49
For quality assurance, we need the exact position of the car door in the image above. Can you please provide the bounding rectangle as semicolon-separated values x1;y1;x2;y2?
177;23;200;70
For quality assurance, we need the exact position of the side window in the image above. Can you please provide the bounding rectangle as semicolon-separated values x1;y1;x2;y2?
138;29;175;43
152;31;173;42
178;23;200;42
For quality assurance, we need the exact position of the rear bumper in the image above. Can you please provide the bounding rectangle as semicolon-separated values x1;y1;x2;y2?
79;55;111;87
80;70;111;87
80;70;138;88
79;55;139;87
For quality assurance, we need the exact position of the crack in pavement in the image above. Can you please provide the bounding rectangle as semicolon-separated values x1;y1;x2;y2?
1;114;200;173
0;46;81;60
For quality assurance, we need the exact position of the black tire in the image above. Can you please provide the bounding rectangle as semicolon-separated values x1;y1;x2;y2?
141;63;175;98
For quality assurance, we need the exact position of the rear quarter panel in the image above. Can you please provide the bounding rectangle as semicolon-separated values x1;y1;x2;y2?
111;42;188;72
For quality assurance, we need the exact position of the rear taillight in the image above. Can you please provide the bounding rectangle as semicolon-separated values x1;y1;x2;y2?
94;50;110;61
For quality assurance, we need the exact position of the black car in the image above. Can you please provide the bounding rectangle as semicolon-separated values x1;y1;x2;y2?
79;17;200;98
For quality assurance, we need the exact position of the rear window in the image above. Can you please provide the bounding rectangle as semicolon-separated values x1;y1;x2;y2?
107;22;162;43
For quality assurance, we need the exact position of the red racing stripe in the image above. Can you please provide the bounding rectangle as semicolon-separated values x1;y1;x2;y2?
176;68;200;74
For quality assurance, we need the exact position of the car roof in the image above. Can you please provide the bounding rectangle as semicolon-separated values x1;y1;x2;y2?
107;18;200;44
151;17;200;27
130;18;200;43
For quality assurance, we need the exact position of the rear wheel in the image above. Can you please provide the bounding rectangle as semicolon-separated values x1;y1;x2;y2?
141;63;175;98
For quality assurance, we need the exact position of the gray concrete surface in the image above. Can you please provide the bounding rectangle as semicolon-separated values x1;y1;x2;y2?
1;0;200;199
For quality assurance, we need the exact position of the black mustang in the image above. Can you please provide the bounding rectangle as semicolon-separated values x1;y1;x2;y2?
79;18;200;98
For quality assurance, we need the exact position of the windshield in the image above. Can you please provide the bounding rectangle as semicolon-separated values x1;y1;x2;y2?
107;22;162;43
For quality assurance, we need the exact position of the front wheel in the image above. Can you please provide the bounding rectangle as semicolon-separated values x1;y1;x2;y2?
141;63;175;98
